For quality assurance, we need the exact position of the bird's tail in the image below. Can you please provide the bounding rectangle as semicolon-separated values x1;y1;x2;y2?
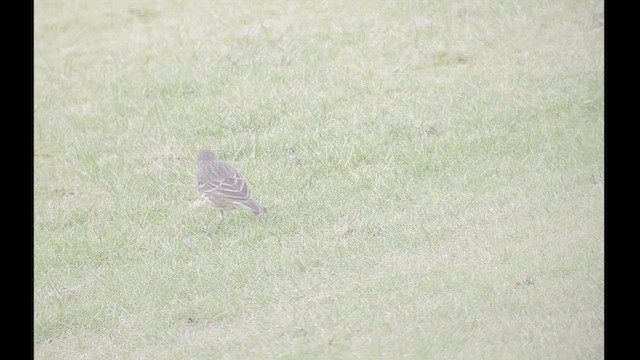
240;199;267;215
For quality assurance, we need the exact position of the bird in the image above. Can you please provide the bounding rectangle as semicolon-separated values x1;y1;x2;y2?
196;150;266;223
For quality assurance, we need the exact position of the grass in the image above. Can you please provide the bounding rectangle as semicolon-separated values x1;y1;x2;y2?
34;0;604;359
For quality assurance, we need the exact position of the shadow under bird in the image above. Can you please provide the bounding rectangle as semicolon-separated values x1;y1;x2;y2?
196;150;266;222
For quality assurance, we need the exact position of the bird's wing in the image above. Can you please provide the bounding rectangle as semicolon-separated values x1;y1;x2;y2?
197;162;251;200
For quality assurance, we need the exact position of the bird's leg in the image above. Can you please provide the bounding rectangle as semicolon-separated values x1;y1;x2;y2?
213;210;225;232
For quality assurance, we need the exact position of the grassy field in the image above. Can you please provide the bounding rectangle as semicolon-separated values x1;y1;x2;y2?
34;0;604;359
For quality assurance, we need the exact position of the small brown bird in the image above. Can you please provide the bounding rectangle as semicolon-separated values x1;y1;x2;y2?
196;150;266;220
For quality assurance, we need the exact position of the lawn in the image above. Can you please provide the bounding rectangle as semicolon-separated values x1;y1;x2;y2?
34;0;604;359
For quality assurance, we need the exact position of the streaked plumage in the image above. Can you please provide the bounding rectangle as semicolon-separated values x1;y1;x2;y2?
196;150;266;218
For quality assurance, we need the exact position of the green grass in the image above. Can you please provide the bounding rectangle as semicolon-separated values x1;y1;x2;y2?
35;0;604;358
